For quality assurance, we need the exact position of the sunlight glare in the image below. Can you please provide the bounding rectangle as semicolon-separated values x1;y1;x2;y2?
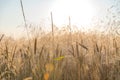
51;0;96;28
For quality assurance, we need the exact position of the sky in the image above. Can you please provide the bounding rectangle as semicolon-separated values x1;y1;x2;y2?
0;0;119;38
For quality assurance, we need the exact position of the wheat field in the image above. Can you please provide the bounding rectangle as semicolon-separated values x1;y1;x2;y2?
0;29;120;80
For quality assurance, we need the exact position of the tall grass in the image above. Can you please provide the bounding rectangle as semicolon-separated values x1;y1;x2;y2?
0;30;119;80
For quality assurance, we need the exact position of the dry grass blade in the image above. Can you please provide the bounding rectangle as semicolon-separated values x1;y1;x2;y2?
0;34;4;42
95;43;99;52
23;77;32;80
34;38;37;54
39;45;44;59
55;44;59;57
5;44;8;60
11;45;17;62
76;42;80;57
51;12;54;47
113;38;117;48
20;0;27;27
71;44;75;57
78;43;88;50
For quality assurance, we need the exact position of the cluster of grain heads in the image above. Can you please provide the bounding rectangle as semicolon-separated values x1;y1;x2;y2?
0;38;17;80
0;31;120;80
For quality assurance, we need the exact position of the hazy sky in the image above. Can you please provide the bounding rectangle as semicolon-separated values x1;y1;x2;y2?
0;0;119;37
0;0;54;37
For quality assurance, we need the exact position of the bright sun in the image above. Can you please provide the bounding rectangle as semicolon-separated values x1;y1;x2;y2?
51;0;95;28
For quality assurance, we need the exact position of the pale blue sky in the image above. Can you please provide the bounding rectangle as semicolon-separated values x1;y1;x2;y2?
0;0;54;37
0;0;119;37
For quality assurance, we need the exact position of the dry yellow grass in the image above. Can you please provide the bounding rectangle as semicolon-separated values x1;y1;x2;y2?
0;31;120;80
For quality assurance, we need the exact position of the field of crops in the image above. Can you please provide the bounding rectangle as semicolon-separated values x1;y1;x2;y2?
0;30;120;80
